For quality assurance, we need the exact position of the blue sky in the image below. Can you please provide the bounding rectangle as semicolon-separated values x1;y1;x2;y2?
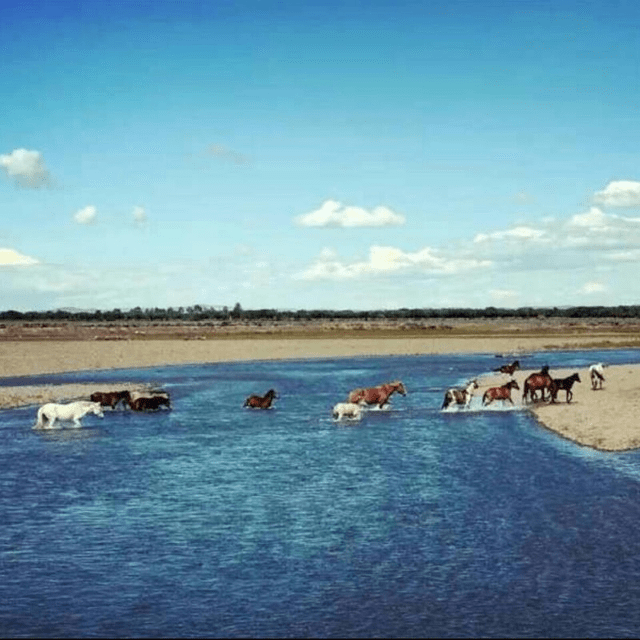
2;0;640;311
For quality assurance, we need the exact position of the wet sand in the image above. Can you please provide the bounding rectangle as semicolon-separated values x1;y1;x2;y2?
0;334;638;451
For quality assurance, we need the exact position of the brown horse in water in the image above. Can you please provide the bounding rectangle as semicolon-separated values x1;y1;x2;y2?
90;390;130;410
348;380;407;409
482;379;520;406
522;366;553;403
244;389;278;409
493;360;520;376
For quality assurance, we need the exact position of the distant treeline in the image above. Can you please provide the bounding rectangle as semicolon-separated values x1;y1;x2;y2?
2;304;640;322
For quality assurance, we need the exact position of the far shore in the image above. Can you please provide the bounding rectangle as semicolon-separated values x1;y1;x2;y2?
0;329;638;451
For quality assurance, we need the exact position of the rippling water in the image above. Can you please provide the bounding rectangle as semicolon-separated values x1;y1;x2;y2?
2;349;640;638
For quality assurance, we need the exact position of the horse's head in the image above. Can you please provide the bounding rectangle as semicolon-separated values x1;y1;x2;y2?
508;379;520;390
393;381;407;395
266;389;278;399
91;403;104;418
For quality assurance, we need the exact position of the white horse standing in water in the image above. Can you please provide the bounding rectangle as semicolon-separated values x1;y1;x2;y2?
34;401;104;429
332;402;363;421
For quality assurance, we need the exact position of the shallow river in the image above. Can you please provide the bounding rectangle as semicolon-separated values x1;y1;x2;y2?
1;349;640;638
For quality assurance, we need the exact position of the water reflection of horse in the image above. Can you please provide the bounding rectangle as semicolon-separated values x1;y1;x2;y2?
348;381;407;409
35;401;104;429
482;379;520;406
244;389;278;409
550;372;581;403
522;366;553;403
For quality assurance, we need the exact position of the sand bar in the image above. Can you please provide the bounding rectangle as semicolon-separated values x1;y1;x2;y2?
0;334;639;451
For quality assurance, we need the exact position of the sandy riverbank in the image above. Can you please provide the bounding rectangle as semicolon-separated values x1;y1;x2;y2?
0;332;638;451
475;364;640;452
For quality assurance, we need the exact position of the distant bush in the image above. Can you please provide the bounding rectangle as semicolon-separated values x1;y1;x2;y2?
2;304;640;323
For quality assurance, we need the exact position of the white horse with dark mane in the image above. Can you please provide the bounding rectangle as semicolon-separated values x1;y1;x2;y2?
442;379;479;410
34;401;104;429
332;402;363;421
589;363;606;390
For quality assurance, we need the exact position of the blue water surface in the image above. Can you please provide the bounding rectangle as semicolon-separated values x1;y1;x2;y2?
2;348;640;638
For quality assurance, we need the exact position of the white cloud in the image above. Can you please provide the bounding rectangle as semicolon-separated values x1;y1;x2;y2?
0;148;51;188
568;206;610;229
295;200;406;227
594;180;640;208
133;205;147;225
580;281;607;294
74;205;97;225
0;248;38;266
474;225;547;243
294;245;491;281
490;289;519;302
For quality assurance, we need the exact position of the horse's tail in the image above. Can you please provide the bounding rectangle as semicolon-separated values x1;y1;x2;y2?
34;406;46;428
441;392;451;409
481;390;489;405
522;381;529;402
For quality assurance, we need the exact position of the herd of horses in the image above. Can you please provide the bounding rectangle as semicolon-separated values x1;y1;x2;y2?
33;388;172;429
32;360;609;428
442;360;607;412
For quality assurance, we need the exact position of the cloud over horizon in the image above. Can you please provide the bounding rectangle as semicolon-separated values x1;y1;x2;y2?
0;248;39;266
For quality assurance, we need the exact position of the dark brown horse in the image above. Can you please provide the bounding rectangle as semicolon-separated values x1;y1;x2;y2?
129;395;171;411
494;360;520;376
90;390;130;410
348;380;407;409
550;372;581;403
482;379;520;406
522;366;553;403
244;389;278;409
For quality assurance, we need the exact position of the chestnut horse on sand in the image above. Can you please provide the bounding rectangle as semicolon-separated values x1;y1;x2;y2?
441;379;478;410
482;379;520;406
90;390;130;410
348;381;407;409
550;373;581;403
522;366;553;404
494;360;520;376
244;389;278;409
